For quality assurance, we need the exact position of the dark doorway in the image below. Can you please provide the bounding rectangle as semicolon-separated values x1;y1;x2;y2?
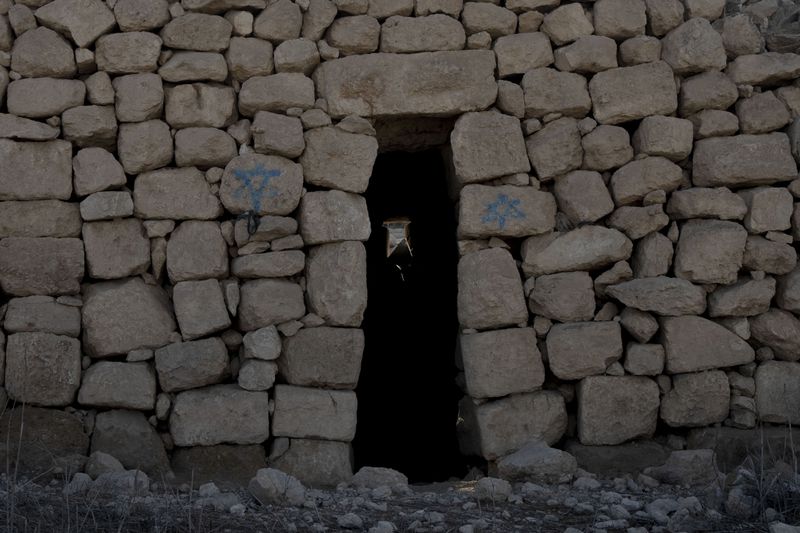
353;149;466;483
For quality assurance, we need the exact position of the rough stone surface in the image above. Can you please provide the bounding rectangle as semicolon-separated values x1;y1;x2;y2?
460;328;544;399
546;321;623;380
270;439;352;488
272;385;357;441
522;226;632;276
134;167;223;220
280;327;362;389
589;62;678;125
458;248;527;330
755;361;800;424
674;220;747;285
170;385;269;446
693;134;797;187
0;237;84;296
5;332;81;406
220;153;303;216
577;376;660;445
91;409;170;477
606;277;707;316
661;371;730;427
300;126;378;193
155;338;229;392
78;362;156;411
522;68;591;119
306;241;367;327
451;111;530;185
660;316;756;373
238;279;305;331
314;51;497;118
459;185;555;239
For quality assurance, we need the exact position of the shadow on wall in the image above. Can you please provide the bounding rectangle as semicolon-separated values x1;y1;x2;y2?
353;149;468;483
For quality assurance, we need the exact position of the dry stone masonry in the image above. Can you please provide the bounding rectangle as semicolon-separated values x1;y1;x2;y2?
0;0;799;489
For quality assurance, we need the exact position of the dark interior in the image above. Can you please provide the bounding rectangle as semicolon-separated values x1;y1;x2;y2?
353;149;467;483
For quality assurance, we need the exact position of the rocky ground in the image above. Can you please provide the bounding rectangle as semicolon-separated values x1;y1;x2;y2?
1;464;797;533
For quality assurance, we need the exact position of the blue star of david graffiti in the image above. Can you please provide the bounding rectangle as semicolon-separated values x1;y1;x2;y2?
232;164;281;213
482;193;526;230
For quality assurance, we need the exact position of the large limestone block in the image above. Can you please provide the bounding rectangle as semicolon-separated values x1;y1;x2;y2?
553;35;618;74
34;0;115;48
96;32;162;74
692;134;797;187
521;68;591;119
252;111;304;158
5;332;80;406
666;187;747;220
589;61;677;125
632;233;674;279
82;277;177;358
0;114;60;141
736;91;792;135
553;171;615;224
134;167;223;220
546;322;623;380
674;220;747;285
272;385;357;441
72;148;127;197
270;439;353;488
174;128;237;168
458;391;566;460
299;190;371;245
461;2;516;38
113;73;164;122
739;186;793;234
313;51;497;118
541;4;593;46
170;385;269;446
0;237;84;296
78;362;156;410
112;0;170;31
165;83;236;128
607;205;670;240
494;32;553;78
380;14;465;53
632;116;694;161
460;328;544;399
457;248;527;330
231;251;305;279
755;361;800;424
326;16;380;56
159;51;229;83
253;0;302;41
161;13;232;51
529;271;595;322
166;221;229;282
743;237;797;276
220;153;303;216
154;338;229;392
306;241;367;327
451;111;530;184
238;279;306;331
458;185;555;239
593;0;646;39
300;127;378;193
91;410;170;477
10;27;76;78
7;78;85;119
170;444;267;489
750;309;800;362
0;140;72;201
117;120;173;174
239;73;314;115
83;219;151;280
526;117;583;180
280;327;364;389
173;280;231;340
581;125;634;171
777;266;800;313
606;277;707;316
708;278;776;317
226;37;274;81
661;18;726;75
660;371;730;427
660;316;755;373
726;53;800;86
609;156;683;206
61;106;118;150
4;297;81;337
577;376;659;445
521;226;632;276
679;71;738;116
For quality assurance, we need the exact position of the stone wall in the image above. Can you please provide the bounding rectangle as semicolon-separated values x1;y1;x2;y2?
0;0;799;487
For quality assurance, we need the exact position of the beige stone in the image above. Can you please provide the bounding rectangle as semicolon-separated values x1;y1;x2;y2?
679;71;738;116
606;277;707;316
541;3;593;46
521;68;591;119
82;219;150;280
755;361;800;424
280;327;363;389
0;140;72;201
460;328;544;399
6;78;85;119
0;237;83;296
95;32;162;74
300;126;378;193
750;309;800;362
660;18;726;75
581;125;633;171
530;272;595;323
11;27;76;78
299;190;371;245
166;221;229;282
610;157;683;206
380;14;465;54
117;120;173;174
5;332;80;406
494;32;553;78
170;385;269;446
553;35;617;74
660;371;730;427
457;248;527;330
577;376;659;445
78;362;156;410
593;0;646;39
660;315;755;373
134;167;223;220
306;241;367;327
588;62;677;125
526;117;583;180
165;83;236;128
154;338;229;392
173;280;231;341
4;296;81;337
220;153;303;216
547;321;623;380
521;226;632;276
553;171;615;224
238;279;306;331
272;385;357;441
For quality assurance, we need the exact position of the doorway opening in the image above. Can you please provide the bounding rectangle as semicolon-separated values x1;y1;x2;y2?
353;149;467;483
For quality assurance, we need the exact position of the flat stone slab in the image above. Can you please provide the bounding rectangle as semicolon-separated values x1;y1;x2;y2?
314;51;497;118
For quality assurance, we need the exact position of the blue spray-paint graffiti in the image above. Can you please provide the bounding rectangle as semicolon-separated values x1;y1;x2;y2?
232;164;282;213
481;193;526;230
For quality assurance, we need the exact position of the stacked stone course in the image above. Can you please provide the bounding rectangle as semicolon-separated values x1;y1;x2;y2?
0;0;799;487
